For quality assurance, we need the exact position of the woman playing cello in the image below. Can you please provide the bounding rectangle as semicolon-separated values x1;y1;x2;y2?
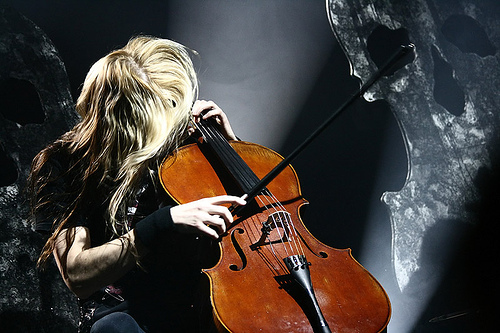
28;35;245;333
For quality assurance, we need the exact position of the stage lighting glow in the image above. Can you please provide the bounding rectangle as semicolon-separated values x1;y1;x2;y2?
166;0;335;149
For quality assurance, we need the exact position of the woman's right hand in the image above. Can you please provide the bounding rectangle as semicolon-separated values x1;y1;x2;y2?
170;195;246;239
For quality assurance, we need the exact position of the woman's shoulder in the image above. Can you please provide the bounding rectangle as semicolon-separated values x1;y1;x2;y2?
40;145;80;178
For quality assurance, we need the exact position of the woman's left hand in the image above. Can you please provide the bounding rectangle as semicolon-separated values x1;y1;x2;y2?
190;100;237;141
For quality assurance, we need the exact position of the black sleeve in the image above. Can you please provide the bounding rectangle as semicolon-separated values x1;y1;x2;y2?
134;205;175;249
33;153;87;234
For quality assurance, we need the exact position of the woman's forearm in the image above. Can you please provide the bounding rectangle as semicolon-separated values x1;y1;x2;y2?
54;227;146;299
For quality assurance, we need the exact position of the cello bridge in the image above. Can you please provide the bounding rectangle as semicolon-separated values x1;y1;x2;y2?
250;211;292;250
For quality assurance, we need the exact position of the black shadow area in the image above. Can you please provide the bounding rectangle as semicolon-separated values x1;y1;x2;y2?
278;45;407;256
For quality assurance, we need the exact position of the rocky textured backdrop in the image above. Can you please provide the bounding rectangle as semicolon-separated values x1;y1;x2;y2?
328;0;500;331
0;7;79;332
1;1;499;332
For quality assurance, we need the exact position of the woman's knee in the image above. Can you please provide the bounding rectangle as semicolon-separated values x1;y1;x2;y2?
90;312;144;333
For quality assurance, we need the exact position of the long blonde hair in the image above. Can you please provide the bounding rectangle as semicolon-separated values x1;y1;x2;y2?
30;36;198;266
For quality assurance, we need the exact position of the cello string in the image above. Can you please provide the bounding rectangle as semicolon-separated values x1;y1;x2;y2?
197;117;261;195
266;195;305;257
197;118;305;259
204;123;298;254
196;118;255;191
195;120;289;258
197;120;290;250
263;198;292;258
196;119;291;254
202;119;305;258
258;189;307;260
198;115;258;192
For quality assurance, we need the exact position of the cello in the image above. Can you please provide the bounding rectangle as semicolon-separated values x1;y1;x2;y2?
158;44;413;332
159;115;391;332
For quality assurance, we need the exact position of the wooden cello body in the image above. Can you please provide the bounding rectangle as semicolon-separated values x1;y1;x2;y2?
159;137;391;332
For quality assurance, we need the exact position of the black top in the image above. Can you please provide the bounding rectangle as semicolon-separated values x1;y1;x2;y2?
35;148;219;332
35;149;112;246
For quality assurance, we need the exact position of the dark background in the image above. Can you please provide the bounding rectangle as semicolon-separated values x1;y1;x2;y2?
2;1;497;332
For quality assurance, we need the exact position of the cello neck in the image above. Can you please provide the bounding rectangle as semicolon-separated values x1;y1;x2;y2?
195;117;260;194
